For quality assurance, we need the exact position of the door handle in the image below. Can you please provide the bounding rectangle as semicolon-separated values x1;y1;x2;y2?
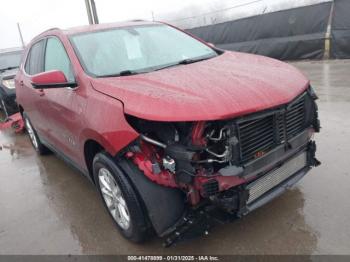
20;81;24;87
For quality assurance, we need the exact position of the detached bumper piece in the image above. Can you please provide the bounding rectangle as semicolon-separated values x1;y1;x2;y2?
0;113;24;133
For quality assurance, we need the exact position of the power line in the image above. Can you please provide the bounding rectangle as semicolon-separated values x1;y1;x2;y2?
168;0;263;23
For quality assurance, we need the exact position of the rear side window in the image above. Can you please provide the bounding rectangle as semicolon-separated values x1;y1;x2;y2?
45;37;74;82
25;40;45;75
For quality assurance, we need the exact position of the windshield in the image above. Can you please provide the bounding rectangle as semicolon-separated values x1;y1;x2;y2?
70;24;217;77
0;51;22;71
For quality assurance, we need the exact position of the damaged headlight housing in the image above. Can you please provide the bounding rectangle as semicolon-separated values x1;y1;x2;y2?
125;114;237;175
2;78;15;89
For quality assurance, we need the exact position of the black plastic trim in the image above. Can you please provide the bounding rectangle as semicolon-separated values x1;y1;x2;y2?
39;134;91;182
32;81;78;89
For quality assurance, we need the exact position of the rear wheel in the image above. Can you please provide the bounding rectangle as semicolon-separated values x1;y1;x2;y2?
23;113;50;155
93;152;150;242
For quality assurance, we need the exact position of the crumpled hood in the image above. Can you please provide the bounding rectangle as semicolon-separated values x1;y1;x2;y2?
90;51;309;121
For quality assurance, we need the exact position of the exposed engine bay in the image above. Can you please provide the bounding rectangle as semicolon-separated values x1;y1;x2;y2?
125;116;247;206
124;88;321;214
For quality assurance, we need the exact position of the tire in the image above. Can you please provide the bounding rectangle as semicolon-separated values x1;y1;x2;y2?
93;152;150;242
0;97;9;123
23;113;50;155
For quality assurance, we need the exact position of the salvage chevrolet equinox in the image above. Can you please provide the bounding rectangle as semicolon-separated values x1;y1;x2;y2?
15;21;320;245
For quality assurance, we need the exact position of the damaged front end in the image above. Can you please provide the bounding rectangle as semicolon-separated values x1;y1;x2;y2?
122;87;320;246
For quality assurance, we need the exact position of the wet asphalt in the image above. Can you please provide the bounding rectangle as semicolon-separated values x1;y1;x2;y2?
0;60;350;255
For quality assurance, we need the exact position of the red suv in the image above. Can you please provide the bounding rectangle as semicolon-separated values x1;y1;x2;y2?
15;21;320;245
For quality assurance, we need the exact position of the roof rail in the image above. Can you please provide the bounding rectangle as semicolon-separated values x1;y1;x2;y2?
37;27;60;37
129;19;147;22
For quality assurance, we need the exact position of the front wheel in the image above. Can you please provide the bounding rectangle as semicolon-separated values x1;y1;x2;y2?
93;152;150;242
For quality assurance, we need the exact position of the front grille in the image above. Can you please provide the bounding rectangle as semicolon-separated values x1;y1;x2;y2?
238;93;307;163
239;115;275;163
285;97;306;139
247;151;307;204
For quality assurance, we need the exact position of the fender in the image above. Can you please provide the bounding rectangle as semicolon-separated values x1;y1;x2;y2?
80;89;139;157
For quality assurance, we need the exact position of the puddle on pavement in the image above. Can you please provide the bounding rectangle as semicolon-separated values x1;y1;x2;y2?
1;60;350;254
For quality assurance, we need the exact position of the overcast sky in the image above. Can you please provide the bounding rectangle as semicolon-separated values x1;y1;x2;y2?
0;0;207;49
0;0;329;49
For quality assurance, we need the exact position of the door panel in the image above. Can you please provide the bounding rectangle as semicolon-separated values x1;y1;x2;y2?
41;88;87;164
40;37;86;164
21;39;48;135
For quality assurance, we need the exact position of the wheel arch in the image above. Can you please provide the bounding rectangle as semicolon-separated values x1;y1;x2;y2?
84;139;105;184
88;144;186;237
80;126;139;182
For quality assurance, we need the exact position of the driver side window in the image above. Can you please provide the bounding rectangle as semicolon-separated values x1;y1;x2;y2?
45;37;74;82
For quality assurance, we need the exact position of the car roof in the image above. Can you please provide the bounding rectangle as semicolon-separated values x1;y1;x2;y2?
37;20;163;38
0;47;23;55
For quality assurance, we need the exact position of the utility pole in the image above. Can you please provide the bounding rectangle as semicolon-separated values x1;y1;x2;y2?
324;0;335;59
91;0;99;24
85;0;93;24
85;0;99;25
17;23;25;48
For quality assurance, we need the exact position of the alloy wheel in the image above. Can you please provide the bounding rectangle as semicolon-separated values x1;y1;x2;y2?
98;167;131;230
25;118;39;149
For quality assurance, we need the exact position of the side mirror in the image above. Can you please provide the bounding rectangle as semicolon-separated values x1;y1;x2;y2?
31;70;77;89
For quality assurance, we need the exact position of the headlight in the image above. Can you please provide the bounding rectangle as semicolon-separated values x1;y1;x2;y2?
2;79;15;89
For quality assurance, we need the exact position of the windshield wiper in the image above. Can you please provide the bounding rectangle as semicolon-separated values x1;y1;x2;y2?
178;57;212;64
96;56;216;77
0;66;19;73
97;69;149;78
154;56;215;72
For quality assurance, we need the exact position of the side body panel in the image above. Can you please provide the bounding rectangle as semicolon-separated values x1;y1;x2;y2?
16;31;139;173
78;85;139;163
